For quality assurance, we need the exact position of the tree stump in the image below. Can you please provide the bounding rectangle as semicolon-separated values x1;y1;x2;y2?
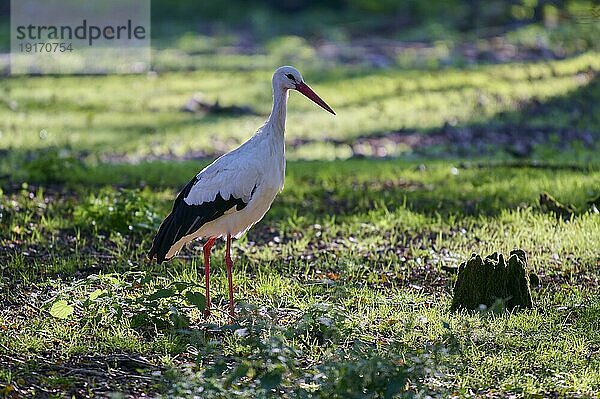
450;249;533;312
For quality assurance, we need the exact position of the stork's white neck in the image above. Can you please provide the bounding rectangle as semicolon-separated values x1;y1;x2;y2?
266;86;289;135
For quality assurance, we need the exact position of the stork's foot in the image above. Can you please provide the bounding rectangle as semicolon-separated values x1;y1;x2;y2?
225;303;236;324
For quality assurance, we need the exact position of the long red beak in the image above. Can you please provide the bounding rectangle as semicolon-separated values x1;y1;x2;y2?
294;81;336;115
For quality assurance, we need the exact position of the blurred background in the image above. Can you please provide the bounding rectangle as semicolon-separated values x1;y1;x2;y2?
2;0;599;58
0;0;598;164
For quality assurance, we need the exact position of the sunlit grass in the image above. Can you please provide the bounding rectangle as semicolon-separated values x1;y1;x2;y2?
1;52;598;158
1;43;600;396
1;157;599;396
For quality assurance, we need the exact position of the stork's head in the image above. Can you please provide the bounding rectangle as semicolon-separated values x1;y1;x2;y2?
273;65;336;115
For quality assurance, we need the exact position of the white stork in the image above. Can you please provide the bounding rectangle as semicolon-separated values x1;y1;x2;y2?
148;66;335;318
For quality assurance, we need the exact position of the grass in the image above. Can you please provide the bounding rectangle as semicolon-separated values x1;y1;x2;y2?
1;52;599;160
1;158;599;397
0;34;599;397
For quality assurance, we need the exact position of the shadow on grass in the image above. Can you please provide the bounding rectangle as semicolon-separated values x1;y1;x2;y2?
297;72;599;160
434;73;599;158
0;304;453;398
163;309;451;398
1;148;598;220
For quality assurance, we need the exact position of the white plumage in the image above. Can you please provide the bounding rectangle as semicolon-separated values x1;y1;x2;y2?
148;65;335;318
166;129;285;258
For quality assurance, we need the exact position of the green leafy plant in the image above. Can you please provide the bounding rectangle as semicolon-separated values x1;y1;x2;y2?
49;300;74;319
48;273;207;331
131;280;206;329
309;349;409;399
73;188;161;235
292;302;353;344
168;316;439;399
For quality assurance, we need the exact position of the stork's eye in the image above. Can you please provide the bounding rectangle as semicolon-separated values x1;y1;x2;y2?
285;73;296;82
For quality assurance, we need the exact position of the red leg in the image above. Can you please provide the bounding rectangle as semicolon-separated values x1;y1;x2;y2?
202;236;217;318
225;234;235;320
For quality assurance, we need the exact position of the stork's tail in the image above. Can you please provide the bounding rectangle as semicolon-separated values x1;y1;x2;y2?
148;213;179;263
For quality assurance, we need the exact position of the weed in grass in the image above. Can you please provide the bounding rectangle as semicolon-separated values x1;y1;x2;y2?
167;313;448;399
45;272;209;333
73;188;161;236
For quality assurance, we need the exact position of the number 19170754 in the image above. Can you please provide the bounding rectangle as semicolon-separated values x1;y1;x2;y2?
18;42;73;52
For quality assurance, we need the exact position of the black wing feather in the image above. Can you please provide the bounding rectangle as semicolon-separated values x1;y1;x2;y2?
148;176;251;263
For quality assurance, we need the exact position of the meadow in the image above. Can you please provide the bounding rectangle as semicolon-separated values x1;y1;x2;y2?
0;22;600;398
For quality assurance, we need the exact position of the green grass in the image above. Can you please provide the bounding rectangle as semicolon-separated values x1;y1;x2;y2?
1;158;599;397
1;52;599;160
1;40;600;397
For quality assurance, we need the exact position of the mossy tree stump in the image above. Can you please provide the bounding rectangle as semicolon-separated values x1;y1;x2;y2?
450;249;533;312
